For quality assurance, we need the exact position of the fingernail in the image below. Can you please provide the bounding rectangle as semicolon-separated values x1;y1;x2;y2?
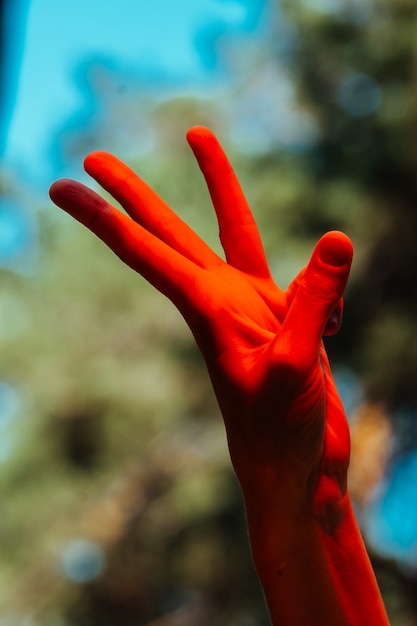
319;233;352;267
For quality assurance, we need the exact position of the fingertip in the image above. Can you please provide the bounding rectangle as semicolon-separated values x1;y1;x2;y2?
186;125;214;144
84;150;112;176
186;126;221;158
49;178;78;205
49;179;61;201
317;231;353;268
48;179;108;221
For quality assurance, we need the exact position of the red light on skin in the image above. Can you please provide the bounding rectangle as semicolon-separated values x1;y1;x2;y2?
50;127;389;626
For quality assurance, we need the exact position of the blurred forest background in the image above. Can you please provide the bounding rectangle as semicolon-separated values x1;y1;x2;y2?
1;0;417;624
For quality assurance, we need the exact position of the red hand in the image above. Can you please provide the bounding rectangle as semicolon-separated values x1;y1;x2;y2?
49;127;352;492
50;127;392;626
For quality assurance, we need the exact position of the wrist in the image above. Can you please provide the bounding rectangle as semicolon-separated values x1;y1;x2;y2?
240;472;390;626
241;467;350;571
241;463;349;527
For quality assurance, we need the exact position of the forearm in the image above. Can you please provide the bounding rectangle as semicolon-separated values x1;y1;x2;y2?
242;474;390;626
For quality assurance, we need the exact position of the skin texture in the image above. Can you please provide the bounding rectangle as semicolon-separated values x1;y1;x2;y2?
49;126;390;625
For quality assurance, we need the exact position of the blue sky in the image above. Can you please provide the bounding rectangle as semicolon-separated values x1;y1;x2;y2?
0;0;271;269
3;0;268;184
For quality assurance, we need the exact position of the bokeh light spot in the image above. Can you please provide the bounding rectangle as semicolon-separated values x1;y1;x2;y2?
61;538;105;583
338;73;382;118
333;367;363;417
366;450;417;568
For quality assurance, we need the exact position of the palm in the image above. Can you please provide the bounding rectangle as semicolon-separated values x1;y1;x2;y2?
190;262;348;483
49;126;352;489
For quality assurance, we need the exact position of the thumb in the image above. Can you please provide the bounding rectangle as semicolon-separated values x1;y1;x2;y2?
282;231;353;360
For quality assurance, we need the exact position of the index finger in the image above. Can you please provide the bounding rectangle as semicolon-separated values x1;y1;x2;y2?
49;179;205;310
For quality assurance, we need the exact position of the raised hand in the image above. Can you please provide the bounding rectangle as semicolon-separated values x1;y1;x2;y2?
50;127;391;626
49;127;351;493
